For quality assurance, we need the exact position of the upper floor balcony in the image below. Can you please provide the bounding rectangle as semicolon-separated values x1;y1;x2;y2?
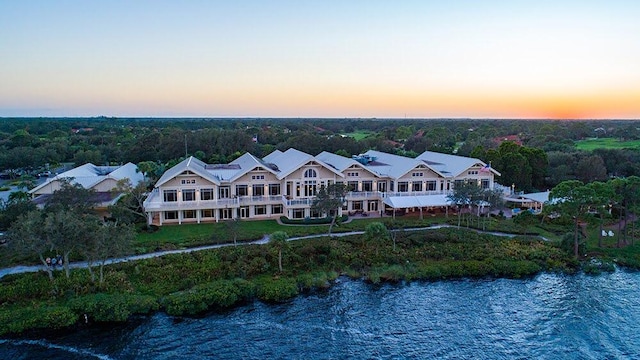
144;191;285;211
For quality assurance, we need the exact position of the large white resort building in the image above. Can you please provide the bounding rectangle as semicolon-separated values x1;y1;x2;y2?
143;148;500;226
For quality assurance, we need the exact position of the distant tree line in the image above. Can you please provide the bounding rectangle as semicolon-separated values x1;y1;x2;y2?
1;118;639;191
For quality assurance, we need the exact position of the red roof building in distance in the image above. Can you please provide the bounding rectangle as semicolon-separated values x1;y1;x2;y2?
492;135;522;146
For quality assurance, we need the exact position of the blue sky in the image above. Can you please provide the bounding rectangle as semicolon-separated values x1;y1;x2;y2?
1;0;639;118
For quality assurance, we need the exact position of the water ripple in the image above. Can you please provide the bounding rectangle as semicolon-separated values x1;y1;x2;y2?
4;271;640;359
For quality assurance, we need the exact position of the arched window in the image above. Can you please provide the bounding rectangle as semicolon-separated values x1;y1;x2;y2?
304;168;317;178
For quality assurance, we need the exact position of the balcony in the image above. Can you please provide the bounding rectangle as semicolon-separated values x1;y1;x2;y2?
143;192;288;212
383;190;451;197
345;191;383;200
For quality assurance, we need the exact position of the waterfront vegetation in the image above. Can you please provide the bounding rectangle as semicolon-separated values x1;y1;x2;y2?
4;211;640;336
0;224;576;336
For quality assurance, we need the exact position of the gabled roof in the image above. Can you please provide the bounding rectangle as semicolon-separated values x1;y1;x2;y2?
263;148;314;179
315;151;378;177
227;152;280;182
30;162;145;194
263;148;344;179
155;156;221;187
361;150;438;179
417;151;501;177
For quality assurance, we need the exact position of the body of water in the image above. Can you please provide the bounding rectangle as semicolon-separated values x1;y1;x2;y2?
2;271;640;359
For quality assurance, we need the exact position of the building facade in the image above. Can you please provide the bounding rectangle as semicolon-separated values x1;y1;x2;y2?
143;148;500;225
29;162;145;214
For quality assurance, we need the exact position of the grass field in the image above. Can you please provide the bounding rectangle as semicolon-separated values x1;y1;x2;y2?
340;130;375;141
575;137;640;151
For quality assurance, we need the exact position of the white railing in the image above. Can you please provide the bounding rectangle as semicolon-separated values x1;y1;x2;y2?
144;193;287;211
345;191;383;200
383;190;451;197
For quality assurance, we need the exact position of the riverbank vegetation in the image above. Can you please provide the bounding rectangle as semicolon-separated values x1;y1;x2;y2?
1;226;578;336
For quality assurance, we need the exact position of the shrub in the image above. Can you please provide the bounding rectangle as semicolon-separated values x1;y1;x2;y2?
68;293;159;322
163;279;255;316
0;305;77;335
255;277;298;302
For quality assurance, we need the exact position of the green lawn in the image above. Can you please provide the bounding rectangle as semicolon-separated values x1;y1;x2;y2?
134;216;449;252
340;130;375;141
575;137;640;151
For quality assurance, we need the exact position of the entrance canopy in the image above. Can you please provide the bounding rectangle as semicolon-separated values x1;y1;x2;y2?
383;194;451;209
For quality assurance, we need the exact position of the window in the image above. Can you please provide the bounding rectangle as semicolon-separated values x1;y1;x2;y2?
362;181;373;192
454;180;465;188
347;172;359;177
292;209;305;219
164;211;178;220
269;183;281;196
181;179;196;185
412;172;424;177
377;181;387;192
219;208;233;220
426;181;437;191
352;201;363;210
183;210;196;219
251;175;265;180
304;181;317;196
481;179;490;189
304;168;317;178
163;190;177;202
253;184;264;196
236;185;248;197
348;181;359;192
272;204;283;214
219;186;230;199
201;188;214;201
182;189;195;202
467;170;478;175
398;182;409;192
255;205;267;215
201;209;214;218
413;181;422;192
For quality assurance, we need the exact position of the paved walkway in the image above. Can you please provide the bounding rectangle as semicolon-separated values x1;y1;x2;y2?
0;225;548;280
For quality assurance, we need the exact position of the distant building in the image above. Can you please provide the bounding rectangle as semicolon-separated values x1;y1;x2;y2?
143;148;499;225
492;135;523;146
29;162;144;213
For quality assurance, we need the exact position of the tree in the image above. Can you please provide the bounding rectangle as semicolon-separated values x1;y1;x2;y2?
365;222;390;256
550;180;595;258
586;181;614;247
447;181;483;227
311;183;349;235
270;231;289;272
78;221;134;284
108;178;150;225
8;211;54;281
481;188;505;230
43;210;88;278
384;220;404;252
44;179;97;215
226;218;241;246
0;197;37;230
137;161;165;183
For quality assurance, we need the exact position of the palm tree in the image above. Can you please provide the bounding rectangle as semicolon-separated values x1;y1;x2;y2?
270;231;289;272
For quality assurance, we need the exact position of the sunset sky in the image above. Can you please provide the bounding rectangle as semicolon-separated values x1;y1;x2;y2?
1;1;639;119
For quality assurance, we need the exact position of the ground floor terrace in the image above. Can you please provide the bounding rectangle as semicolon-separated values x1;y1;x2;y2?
145;190;460;226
